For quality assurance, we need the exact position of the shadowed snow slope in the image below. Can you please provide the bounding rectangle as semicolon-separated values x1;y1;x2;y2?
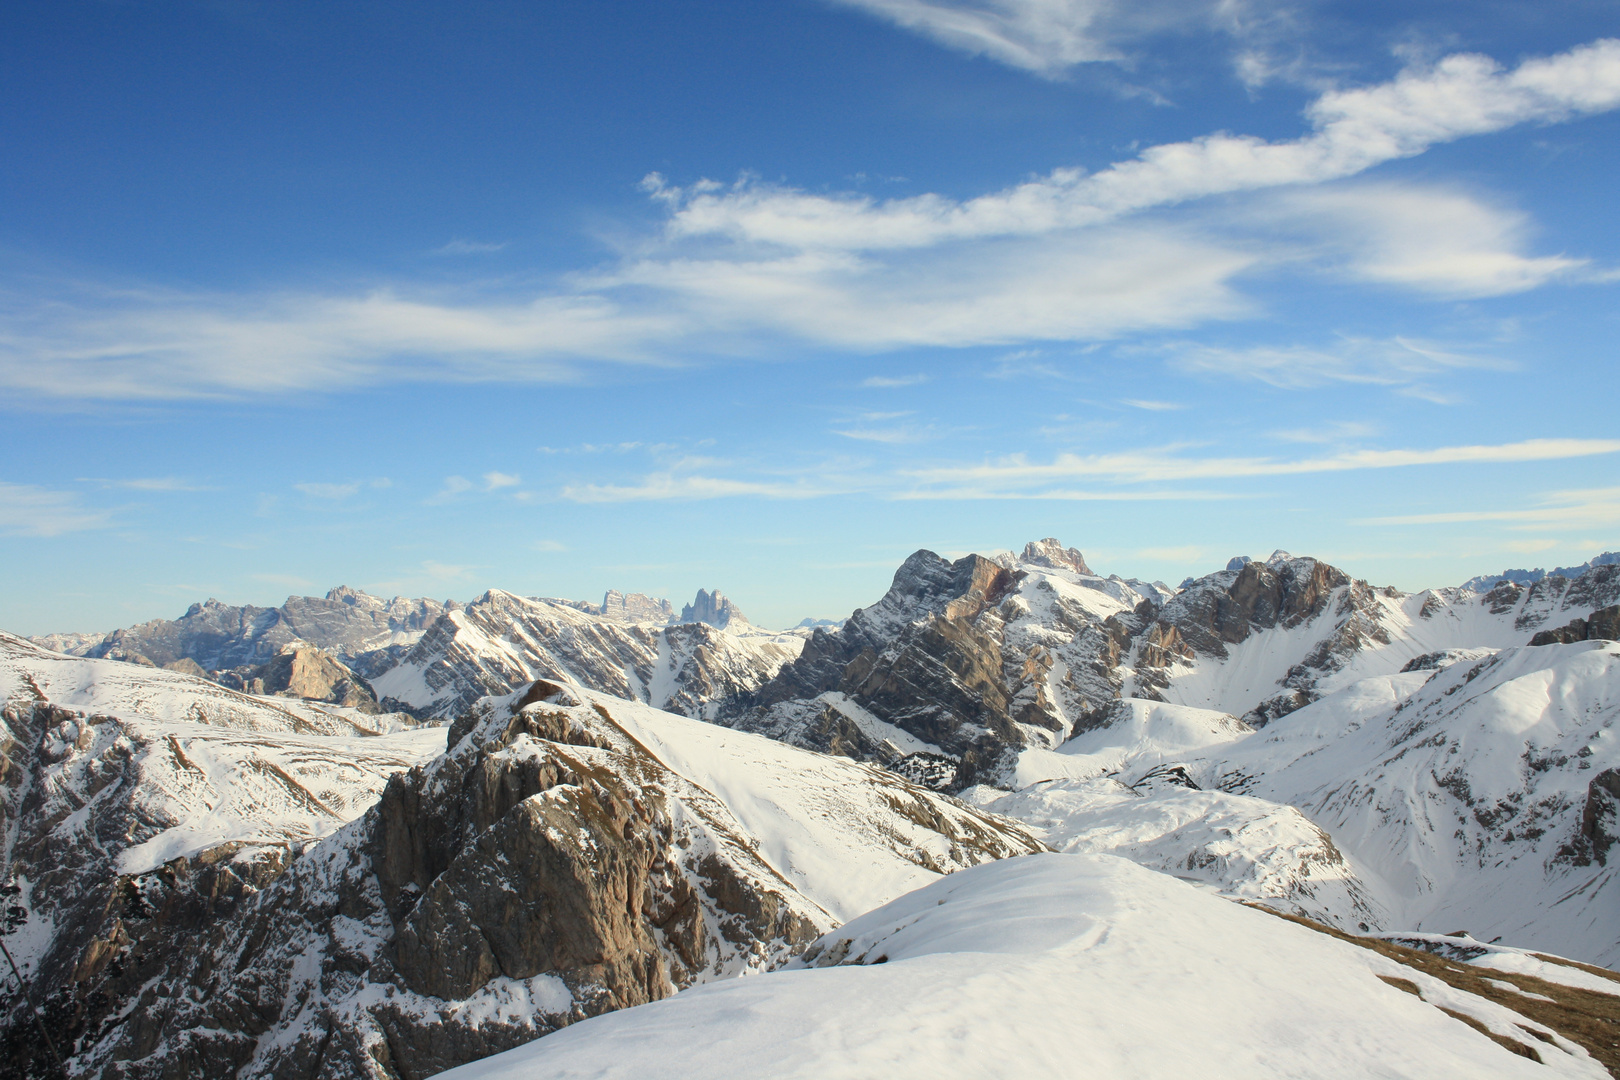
437;853;1602;1080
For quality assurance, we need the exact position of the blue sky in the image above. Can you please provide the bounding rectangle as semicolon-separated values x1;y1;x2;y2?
3;0;1619;634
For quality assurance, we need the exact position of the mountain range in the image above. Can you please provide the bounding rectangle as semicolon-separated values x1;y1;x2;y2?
4;538;1619;1078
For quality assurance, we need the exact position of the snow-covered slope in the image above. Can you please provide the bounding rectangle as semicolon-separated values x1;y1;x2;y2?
1207;641;1620;966
437;853;1603;1080
989;641;1620;967
370;589;805;720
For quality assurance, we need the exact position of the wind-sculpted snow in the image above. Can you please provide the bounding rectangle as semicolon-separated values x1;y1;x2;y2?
436;854;1601;1080
368;590;805;720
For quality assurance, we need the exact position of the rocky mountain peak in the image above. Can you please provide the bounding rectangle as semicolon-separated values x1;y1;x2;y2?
1018;538;1092;576
325;584;376;608
680;588;748;629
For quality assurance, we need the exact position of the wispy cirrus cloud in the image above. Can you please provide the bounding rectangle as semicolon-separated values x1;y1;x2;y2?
827;0;1309;83
77;476;211;492
862;373;929;387
559;473;839;503
902;437;1620;491
0;480;112;536
1361;485;1620;530
1167;335;1511;395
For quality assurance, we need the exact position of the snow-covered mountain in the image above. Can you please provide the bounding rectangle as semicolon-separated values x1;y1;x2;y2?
725;539;1620;788
369;589;806;720
435;853;1616;1080
1;639;1038;1078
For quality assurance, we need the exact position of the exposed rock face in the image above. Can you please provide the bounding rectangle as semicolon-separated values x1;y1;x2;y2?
216;645;382;713
1;659;1041;1080
600;590;675;624
678;589;748;630
369;590;802;721
1529;604;1620;646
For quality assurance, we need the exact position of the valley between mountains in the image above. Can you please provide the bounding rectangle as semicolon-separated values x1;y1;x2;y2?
4;539;1619;1078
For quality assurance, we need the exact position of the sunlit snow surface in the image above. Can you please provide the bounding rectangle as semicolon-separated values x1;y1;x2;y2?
438;854;1603;1080
996;640;1620;966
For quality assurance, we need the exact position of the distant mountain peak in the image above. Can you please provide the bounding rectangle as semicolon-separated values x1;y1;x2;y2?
1460;551;1620;593
681;588;748;629
1018;537;1092;576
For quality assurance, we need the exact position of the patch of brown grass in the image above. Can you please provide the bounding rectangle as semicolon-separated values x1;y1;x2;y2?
1250;905;1620;1076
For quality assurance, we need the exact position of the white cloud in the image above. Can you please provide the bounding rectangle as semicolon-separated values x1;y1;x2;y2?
904;437;1620;490
77;476;210;492
862;374;929;387
0;480;111;536
828;0;1304;80
1268;184;1584;296
559;473;837;503
294;481;362;499
1362;485;1620;529
1120;398;1184;411
606;225;1257;348
483;471;522;491
428;475;476;504
0;289;682;401
1168;335;1510;392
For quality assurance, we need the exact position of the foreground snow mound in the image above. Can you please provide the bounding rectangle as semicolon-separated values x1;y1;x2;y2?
440;853;1600;1080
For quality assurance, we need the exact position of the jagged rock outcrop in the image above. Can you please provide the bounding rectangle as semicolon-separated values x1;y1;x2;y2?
31;587;458;681
678;589;747;630
1018;538;1092;576
1529;604;1620;646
